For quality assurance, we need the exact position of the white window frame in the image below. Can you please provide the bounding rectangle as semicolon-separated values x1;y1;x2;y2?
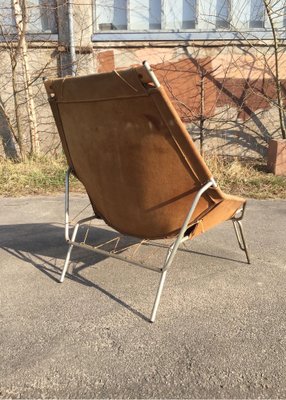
0;0;58;40
92;0;286;41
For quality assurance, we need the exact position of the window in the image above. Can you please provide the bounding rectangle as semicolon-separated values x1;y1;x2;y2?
249;0;264;28
129;0;161;30
149;0;161;28
164;0;196;29
0;0;16;34
95;0;197;31
97;0;127;30
216;0;230;28
28;0;58;33
92;0;285;40
0;0;57;35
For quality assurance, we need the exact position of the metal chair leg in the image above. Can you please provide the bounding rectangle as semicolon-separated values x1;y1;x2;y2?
232;219;250;264
150;242;177;323
149;181;219;322
60;223;80;282
150;270;167;323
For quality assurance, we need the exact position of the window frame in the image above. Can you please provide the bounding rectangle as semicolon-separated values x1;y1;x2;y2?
0;0;58;40
92;0;286;42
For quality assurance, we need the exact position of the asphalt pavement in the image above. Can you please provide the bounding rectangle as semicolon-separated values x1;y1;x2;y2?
0;195;285;399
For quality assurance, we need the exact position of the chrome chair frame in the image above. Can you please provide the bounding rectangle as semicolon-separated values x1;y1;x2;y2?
61;169;250;323
58;61;250;322
232;204;250;264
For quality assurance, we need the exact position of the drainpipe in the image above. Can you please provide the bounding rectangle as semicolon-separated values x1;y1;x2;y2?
67;0;77;76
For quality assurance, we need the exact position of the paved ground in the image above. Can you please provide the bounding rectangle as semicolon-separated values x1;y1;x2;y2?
0;195;286;399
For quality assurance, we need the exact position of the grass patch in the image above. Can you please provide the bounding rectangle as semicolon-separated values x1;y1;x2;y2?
0;155;285;199
206;156;286;199
0;156;83;196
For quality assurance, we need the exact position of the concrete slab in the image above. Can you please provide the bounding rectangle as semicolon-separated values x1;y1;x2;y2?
0;196;286;398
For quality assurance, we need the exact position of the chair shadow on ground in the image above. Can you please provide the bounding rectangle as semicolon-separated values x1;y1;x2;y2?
0;222;247;321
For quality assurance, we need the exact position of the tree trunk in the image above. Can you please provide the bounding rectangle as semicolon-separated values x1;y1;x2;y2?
13;0;40;156
10;53;26;160
0;102;19;160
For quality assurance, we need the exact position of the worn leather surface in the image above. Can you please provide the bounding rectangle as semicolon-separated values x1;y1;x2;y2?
45;67;245;239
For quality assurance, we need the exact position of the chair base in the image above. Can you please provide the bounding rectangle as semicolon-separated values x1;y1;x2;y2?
61;169;250;322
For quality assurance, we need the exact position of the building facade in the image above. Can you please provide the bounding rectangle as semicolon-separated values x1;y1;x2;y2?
0;0;285;158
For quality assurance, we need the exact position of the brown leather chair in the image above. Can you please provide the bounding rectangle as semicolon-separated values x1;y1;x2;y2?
45;61;250;322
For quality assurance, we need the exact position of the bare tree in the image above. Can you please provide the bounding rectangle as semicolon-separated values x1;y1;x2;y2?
13;0;40;155
1;0;285;162
158;0;286;157
0;0;60;159
263;0;286;139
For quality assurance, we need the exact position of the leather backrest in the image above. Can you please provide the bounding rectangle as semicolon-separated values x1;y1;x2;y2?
45;67;224;239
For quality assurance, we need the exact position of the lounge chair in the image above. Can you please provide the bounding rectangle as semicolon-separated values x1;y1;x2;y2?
44;61;250;322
